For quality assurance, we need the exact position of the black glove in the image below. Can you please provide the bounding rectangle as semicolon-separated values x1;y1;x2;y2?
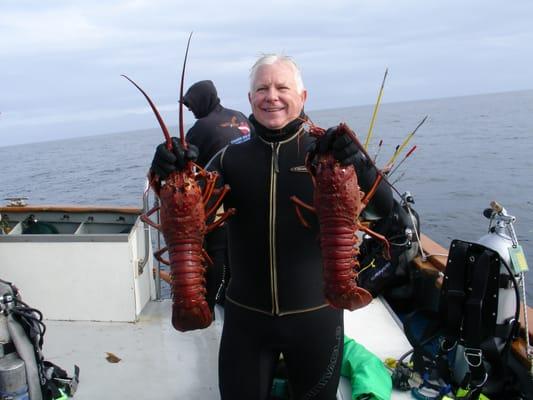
151;137;199;179
315;126;359;166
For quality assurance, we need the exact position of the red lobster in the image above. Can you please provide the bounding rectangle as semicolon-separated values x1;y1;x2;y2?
291;122;390;311
123;36;234;332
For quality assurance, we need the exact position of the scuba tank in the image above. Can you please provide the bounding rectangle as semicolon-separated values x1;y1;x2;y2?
0;279;79;400
1;281;32;400
0;353;29;400
476;201;525;348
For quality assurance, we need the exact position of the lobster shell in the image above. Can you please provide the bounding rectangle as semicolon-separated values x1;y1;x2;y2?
157;169;212;331
307;123;373;311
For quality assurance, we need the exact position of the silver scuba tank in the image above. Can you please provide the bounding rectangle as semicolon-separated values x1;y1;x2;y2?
0;281;35;400
1;280;79;400
476;202;520;351
0;353;30;400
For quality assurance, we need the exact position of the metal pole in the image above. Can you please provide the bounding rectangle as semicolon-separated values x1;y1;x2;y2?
154;197;162;300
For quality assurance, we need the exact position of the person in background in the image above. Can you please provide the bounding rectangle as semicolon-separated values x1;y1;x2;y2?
153;79;252;310
151;55;393;399
183;79;253;167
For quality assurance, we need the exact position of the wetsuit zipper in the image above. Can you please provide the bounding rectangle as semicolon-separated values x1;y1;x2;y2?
270;142;280;314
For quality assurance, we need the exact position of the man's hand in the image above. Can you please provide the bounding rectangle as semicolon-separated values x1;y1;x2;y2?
316;126;359;166
151;137;199;179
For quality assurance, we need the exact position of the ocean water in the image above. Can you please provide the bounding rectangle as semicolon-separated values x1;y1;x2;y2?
1;90;532;303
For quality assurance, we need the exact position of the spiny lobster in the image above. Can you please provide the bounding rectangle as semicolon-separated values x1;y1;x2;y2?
123;35;234;331
291;122;390;311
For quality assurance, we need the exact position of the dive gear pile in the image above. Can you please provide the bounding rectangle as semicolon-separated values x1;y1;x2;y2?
0;279;79;399
397;202;528;399
358;192;420;298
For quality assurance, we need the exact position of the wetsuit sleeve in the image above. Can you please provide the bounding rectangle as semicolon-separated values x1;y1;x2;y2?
352;152;393;220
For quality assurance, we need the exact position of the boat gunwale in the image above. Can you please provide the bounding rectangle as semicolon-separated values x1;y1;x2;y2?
0;205;142;214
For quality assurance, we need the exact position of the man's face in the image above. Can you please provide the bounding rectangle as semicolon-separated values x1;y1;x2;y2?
248;62;307;130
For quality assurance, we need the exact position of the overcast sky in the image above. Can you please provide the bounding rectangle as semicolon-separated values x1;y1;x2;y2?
1;0;532;146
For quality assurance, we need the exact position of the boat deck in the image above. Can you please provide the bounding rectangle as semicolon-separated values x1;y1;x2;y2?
43;298;412;399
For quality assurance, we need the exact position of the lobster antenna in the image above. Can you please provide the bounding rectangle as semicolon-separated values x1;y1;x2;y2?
179;32;193;150
121;74;173;149
363;68;388;150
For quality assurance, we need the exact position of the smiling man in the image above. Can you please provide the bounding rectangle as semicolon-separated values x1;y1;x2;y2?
248;55;307;130
150;54;393;399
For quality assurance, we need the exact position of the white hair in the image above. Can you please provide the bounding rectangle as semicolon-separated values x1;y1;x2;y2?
249;54;305;94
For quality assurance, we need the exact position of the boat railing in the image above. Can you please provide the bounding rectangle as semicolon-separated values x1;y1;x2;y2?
143;179;163;300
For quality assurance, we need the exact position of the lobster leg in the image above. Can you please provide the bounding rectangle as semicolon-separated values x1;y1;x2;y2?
290;195;316;229
144;203;160;217
202;248;214;266
202;179;217;204
205;208;236;234
205;184;231;219
197;169;218;204
141;203;162;230
357;223;391;260
361;174;383;206
140;214;161;230
154;246;170;266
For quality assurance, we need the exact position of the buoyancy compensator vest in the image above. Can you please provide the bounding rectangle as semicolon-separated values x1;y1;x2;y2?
404;204;524;399
440;240;519;395
0;279;79;400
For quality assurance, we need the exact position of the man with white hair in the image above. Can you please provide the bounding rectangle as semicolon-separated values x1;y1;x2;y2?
151;54;393;399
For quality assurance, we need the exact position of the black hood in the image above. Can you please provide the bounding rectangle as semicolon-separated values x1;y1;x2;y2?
182;80;220;119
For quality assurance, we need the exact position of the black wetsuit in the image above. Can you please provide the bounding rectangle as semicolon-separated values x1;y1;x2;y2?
182;80;252;309
208;115;393;399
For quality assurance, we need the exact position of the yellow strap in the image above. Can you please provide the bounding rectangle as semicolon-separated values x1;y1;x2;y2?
456;387;490;400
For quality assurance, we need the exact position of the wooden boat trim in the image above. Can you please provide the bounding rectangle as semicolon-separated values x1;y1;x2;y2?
0;205;142;214
413;234;448;273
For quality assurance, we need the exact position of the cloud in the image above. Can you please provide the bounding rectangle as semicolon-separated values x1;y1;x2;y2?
1;0;532;146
